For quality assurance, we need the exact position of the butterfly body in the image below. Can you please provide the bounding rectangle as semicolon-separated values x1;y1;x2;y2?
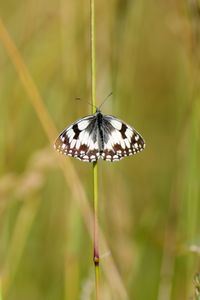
54;109;145;162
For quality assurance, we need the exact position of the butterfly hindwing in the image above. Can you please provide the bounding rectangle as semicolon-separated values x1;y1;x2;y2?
54;115;100;162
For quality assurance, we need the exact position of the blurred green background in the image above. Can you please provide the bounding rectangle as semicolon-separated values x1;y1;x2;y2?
1;1;200;299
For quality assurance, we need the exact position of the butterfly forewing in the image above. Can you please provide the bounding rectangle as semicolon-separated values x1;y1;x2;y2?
54;111;145;162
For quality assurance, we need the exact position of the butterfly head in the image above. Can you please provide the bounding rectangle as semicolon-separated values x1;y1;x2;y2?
95;107;101;114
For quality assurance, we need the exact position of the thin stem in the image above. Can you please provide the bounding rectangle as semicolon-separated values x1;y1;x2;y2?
90;0;99;299
91;0;96;114
93;163;99;298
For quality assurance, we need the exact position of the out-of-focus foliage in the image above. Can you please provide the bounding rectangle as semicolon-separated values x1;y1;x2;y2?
0;1;200;299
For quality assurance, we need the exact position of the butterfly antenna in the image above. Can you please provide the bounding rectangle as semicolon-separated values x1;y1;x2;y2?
99;92;113;109
75;97;97;111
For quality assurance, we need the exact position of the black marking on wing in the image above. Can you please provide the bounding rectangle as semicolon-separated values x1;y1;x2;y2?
73;123;81;139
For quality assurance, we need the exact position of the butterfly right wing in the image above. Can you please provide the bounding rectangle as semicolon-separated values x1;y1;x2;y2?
54;115;100;162
101;115;145;161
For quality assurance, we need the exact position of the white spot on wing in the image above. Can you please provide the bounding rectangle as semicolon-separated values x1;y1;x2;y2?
110;120;122;130
125;128;133;141
120;139;126;149
79;130;89;145
76;139;80;149
106;157;112;161
70;139;76;149
112;130;121;144
124;138;130;148
135;135;139;141
78;120;89;130
67;129;74;137
83;155;89;160
68;130;75;143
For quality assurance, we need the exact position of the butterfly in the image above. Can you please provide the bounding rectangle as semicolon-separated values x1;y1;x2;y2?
54;108;145;162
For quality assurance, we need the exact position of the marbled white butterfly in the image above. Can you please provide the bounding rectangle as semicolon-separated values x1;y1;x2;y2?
54;108;145;162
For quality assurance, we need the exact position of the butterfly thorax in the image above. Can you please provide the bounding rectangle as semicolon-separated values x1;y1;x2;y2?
96;110;104;152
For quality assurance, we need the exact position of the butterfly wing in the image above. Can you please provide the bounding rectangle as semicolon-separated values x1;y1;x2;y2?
54;115;100;162
101;115;145;161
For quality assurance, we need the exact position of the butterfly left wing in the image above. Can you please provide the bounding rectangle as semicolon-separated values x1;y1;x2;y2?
101;115;145;161
54;115;100;162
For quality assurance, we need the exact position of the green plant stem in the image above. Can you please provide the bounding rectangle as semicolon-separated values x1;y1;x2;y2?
91;0;96;115
93;162;99;298
90;0;99;299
